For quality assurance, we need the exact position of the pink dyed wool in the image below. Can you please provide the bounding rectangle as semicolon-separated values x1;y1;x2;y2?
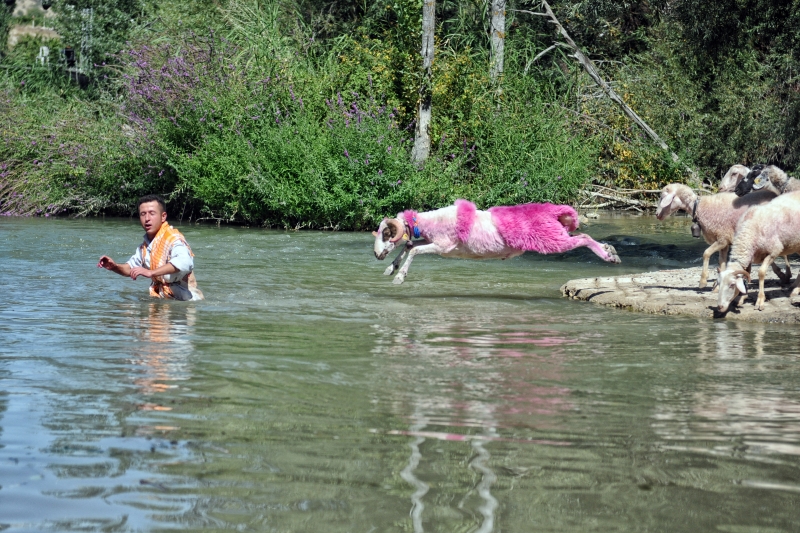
403;199;478;243
489;202;579;254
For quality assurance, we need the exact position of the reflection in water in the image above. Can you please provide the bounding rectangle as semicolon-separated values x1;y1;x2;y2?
130;303;195;398
0;298;199;530
373;313;581;532
399;412;429;533
468;434;499;533
654;320;800;462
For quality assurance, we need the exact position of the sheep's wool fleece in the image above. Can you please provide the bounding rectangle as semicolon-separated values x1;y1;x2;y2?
405;199;580;254
489;202;580;254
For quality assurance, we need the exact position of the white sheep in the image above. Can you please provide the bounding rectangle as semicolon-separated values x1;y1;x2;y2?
717;191;800;311
656;183;782;288
718;164;750;192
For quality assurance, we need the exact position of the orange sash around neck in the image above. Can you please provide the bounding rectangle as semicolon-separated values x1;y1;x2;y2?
140;222;198;299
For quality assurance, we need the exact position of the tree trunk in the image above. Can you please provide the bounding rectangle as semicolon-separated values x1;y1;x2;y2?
489;0;506;85
411;0;435;166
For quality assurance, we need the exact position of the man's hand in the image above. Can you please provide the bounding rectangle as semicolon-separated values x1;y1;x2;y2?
130;263;178;280
98;256;132;277
97;255;117;270
129;266;153;280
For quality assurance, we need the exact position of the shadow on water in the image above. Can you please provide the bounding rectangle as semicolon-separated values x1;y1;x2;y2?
1;214;799;532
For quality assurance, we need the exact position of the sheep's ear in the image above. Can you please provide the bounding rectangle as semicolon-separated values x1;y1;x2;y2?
372;231;379;237
659;192;676;209
735;275;748;294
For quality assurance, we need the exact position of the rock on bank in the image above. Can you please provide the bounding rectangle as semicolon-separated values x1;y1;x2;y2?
560;266;800;323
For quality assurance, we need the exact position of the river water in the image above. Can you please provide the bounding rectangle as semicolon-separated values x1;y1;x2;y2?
1;214;799;532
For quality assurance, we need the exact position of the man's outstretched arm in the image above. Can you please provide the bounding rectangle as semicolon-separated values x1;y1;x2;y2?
97;256;132;277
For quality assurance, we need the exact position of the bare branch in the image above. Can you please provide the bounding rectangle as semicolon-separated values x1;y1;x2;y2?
530;44;558;64
528;0;697;181
509;9;547;17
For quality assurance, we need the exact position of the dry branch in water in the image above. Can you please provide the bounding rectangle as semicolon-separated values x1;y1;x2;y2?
578;184;712;211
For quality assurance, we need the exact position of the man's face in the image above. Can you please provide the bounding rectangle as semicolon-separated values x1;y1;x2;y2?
139;201;167;239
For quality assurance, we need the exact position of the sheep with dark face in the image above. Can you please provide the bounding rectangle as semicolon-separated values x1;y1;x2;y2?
734;165;765;197
736;165;800;197
372;199;620;284
655;183;782;288
718;191;800;312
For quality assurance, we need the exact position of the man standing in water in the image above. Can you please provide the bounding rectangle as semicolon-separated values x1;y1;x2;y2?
98;194;204;301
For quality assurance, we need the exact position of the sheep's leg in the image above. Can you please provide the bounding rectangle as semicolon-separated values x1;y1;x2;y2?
771;255;791;284
756;256;774;311
718;245;729;272
790;271;800;297
567;233;621;263
393;242;453;285
384;241;416;276
701;241;728;289
710;245;730;292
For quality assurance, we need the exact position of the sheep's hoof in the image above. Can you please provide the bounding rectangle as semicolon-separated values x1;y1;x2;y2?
603;244;621;263
756;298;766;311
383;265;397;276
392;275;405;285
698;279;707;289
791;288;800;297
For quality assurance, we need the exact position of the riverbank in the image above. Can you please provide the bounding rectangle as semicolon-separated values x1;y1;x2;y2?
561;265;800;323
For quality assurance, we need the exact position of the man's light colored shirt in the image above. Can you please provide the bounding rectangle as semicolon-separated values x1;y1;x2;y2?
127;234;195;300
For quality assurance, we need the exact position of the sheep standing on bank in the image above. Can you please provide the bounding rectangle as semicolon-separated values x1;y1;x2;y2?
735;165;800;197
656;183;779;288
718;191;800;312
372;199;620;284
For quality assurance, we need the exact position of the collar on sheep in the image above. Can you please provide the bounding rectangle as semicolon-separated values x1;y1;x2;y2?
402;210;422;239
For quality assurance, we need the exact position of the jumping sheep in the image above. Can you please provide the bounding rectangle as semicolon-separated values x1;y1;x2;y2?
656;183;780;288
717;191;800;312
372;199;621;284
735;165;800;197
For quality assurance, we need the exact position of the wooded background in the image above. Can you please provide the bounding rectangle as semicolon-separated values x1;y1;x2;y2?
1;0;798;227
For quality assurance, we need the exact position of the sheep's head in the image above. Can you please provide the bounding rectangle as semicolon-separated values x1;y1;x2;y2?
718;164;750;192
656;184;690;220
372;217;407;260
717;268;750;312
735;164;764;196
756;165;789;192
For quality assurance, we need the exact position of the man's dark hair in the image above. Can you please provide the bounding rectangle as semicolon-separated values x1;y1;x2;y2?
137;194;167;212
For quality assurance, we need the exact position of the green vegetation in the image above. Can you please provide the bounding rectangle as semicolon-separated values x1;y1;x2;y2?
1;0;798;228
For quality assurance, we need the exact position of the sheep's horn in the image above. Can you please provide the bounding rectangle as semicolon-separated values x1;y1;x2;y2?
387;218;406;242
733;269;751;282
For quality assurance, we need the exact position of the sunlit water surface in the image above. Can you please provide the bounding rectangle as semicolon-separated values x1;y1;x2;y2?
1;214;799;532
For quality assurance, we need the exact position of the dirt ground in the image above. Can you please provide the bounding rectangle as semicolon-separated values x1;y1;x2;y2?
561;265;800;323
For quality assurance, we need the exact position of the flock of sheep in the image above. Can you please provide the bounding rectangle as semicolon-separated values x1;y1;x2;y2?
656;164;800;312
371;164;799;315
